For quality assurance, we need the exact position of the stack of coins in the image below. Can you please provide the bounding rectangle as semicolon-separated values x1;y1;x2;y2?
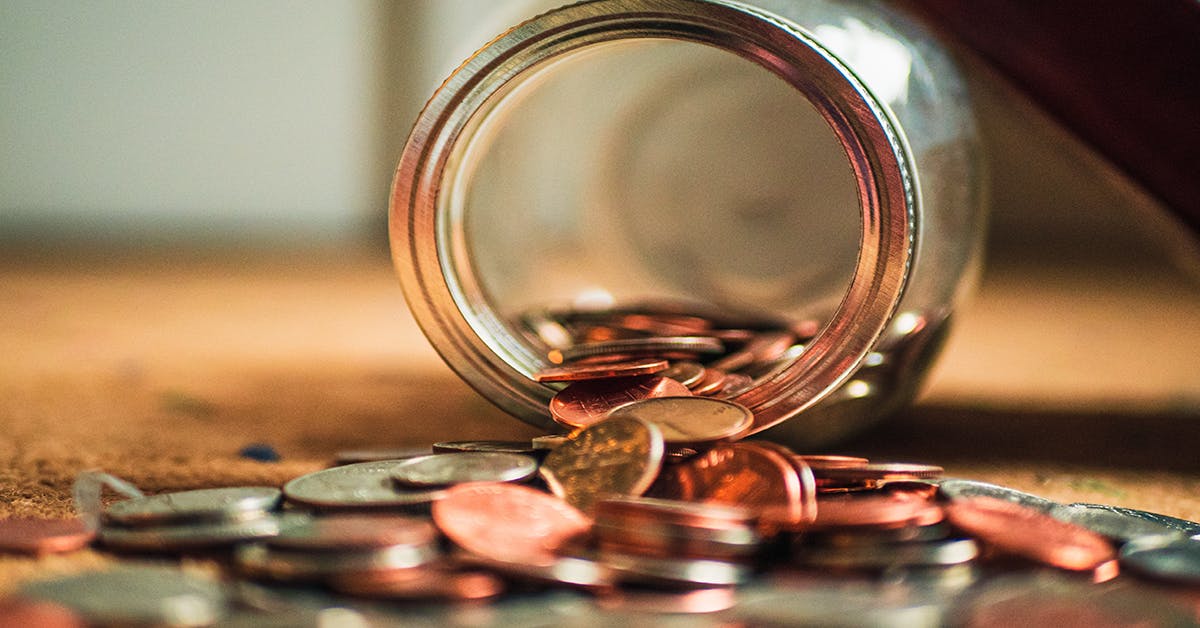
98;487;298;552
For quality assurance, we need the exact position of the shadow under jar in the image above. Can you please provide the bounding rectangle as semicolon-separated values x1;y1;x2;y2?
390;0;984;448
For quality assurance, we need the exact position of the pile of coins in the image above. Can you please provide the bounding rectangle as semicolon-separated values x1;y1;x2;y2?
2;308;1199;624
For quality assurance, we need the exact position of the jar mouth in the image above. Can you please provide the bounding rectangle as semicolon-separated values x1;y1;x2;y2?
391;0;915;435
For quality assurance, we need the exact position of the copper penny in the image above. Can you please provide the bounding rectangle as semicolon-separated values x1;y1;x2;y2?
662;442;808;530
534;359;669;382
608;396;753;445
796;455;870;470
751;442;818;528
688;368;727;396
814;462;944;486
548;375;690;428
540;416;665;513
812;490;944;530
549;336;724;364
431;483;591;566
0;518;94;556
659;361;706;387
265;514;437;552
944;496;1116;571
612;313;713;336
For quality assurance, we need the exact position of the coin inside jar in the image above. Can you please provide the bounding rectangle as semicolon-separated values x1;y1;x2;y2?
607;396;753;445
548;375;691;428
390;452;538;487
534;358;670;382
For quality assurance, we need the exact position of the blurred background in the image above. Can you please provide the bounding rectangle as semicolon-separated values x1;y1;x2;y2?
2;0;1196;267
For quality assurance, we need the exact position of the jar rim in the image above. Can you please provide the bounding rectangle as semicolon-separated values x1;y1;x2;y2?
390;0;916;435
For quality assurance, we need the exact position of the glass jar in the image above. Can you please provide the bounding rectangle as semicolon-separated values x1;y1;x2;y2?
390;0;984;448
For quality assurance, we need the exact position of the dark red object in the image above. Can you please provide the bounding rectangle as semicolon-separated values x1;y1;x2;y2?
910;1;1200;232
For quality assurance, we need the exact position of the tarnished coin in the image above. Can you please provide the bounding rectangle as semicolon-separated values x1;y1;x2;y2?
99;513;306;552
1067;503;1200;538
608;396;753;445
795;538;979;570
549;375;690;428
549;336;724;364
432;483;592;565
540;416;665;513
264;514;437;552
283;461;448;510
1119;535;1200;585
19;565;229;627
600;551;752;587
1049;504;1185;544
944;496;1116;572
937;478;1058;513
0;518;94;556
334;447;431;465
329;567;504;601
236;542;439;582
655;442;812;530
390;452;538;487
432;440;540;456
534;359;670;382
104;487;282;526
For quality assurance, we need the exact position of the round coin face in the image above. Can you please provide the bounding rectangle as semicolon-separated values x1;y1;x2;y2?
283;461;448;510
265;514;437;552
657;442;809;529
390;452;538;487
540;416;665;513
0;517;94;555
432;483;592;565
549;375;690;429
608;396;753;445
20;565;228;627
104;487;282;526
944;497;1115;571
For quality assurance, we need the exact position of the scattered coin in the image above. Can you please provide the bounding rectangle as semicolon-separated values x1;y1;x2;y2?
531;434;568;450
103;487;282;526
1067;503;1200;538
1119;535;1200;585
796;455;870;470
600;551;753;587
608;396;754;445
548;375;690;428
795;537;978;570
99;513;305;552
456;553;615;590
937;478;1058;513
432;482;592;565
540;416;665;513
811;490;944;530
1049;503;1185;544
264;514;438;552
334;447;432;465
237;541;439;582
595;586;737;614
0;518;94;556
283;461;449;510
19;565;229;627
658;361;705;387
944;496;1116;573
0;598;83;628
432;440;541;456
390;452;538;487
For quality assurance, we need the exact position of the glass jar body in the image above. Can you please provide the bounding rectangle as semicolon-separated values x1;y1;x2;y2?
391;0;984;447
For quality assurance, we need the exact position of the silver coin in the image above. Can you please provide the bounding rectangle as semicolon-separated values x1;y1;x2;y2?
1049;504;1185;544
432;440;541;456
805;521;953;547
20;565;228;627
735;578;945;628
265;514;438;552
457;553;615;590
599;551;752;587
531;435;568;450
334;447;431;465
236;542;441;582
103;486;282;526
1067;502;1200;538
99;512;306;552
607;396;754;445
794;538;979;570
283;461;449;510
391;452;538;488
1119;535;1200;585
936;478;1058;512
555;336;724;363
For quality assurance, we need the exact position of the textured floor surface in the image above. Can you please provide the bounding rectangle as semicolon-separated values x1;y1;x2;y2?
1;245;1197;593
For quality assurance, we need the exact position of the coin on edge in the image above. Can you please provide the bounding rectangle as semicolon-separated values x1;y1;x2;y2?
540;416;665;513
608;396;753;445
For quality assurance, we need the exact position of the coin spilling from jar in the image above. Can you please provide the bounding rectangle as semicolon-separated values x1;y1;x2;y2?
4;307;1199;624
